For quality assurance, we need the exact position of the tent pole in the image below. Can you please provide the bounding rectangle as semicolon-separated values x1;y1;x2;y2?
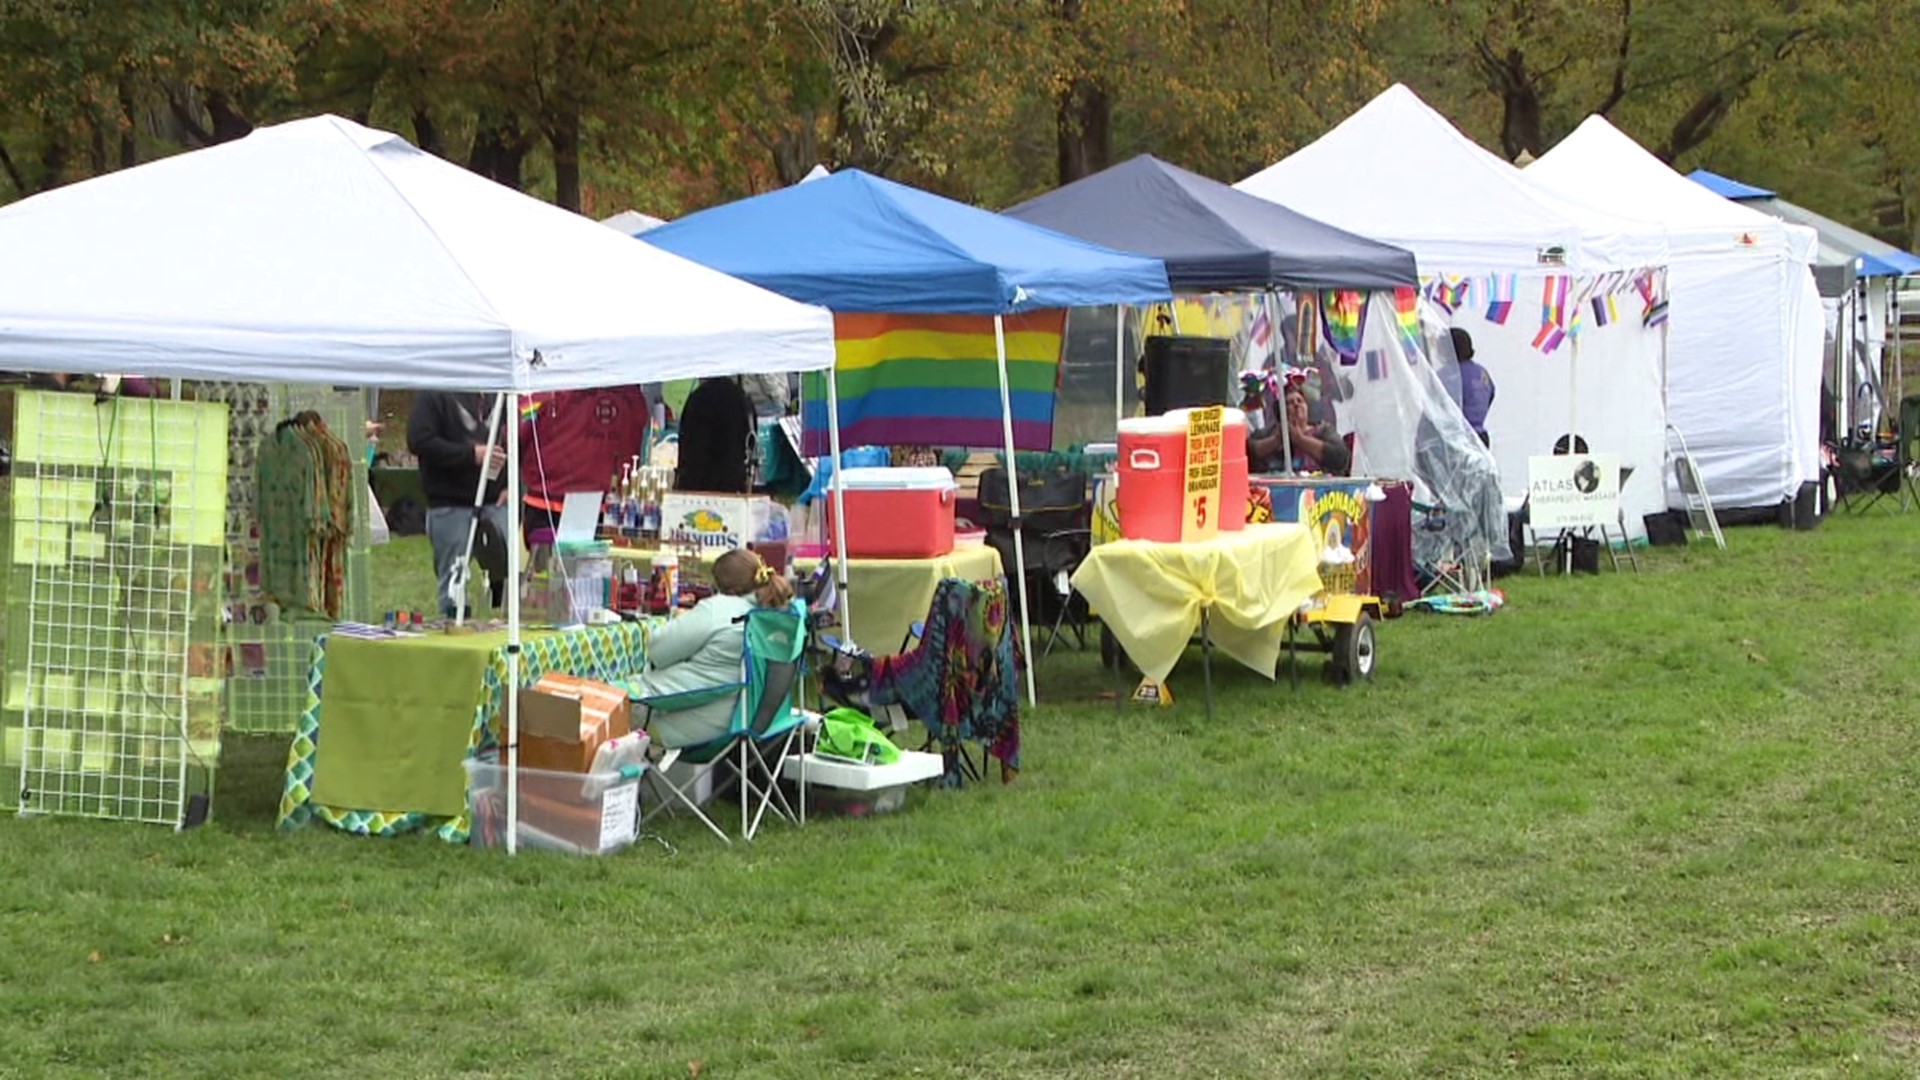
996;315;1038;708
825;361;852;641
1114;304;1126;431
455;395;507;626
504;389;522;857
1269;290;1293;476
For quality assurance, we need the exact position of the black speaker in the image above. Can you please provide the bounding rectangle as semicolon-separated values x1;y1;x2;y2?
1141;336;1231;417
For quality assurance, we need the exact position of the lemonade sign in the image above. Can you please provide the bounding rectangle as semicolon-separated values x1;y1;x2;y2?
1181;406;1224;543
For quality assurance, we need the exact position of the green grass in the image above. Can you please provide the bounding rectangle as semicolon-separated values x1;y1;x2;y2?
4;516;1920;1078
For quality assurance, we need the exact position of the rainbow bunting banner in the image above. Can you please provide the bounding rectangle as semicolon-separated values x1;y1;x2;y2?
1532;275;1572;354
1319;290;1367;363
1424;275;1470;315
800;311;1066;455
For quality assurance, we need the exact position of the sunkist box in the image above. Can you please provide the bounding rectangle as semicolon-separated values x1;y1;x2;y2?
660;492;780;551
825;467;958;558
514;673;631;774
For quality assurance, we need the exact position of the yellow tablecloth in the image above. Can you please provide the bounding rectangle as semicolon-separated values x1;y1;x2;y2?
609;544;1004;653
1071;523;1322;684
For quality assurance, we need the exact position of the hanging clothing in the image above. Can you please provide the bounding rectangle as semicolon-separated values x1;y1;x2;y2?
257;414;354;618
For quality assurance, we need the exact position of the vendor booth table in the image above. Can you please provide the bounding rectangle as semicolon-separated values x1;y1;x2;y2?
1253;475;1418;602
608;544;1002;652
278;621;654;842
1071;522;1323;712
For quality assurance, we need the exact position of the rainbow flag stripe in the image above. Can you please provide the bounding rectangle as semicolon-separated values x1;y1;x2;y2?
801;311;1065;454
1319;290;1366;362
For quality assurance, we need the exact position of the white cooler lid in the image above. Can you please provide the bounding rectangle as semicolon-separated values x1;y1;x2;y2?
836;466;956;491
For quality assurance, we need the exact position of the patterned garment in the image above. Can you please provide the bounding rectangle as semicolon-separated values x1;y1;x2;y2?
277;620;657;842
867;577;1022;783
256;425;320;614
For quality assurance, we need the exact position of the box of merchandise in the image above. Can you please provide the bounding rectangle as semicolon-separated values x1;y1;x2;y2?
513;674;630;774
659;492;785;551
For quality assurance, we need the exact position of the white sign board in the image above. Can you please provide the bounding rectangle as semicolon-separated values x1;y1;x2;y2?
1528;453;1621;531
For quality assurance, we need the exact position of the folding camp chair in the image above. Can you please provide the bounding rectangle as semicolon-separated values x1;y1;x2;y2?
1837;395;1920;513
978;466;1092;658
629;600;809;843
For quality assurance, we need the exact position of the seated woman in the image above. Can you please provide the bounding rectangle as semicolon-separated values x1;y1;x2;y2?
1250;383;1351;476
631;548;794;750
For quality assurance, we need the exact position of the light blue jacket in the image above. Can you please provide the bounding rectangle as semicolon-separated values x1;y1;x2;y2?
634;594;754;748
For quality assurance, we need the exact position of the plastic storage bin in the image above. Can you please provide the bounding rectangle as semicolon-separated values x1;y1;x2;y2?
825;467;958;558
464;757;641;855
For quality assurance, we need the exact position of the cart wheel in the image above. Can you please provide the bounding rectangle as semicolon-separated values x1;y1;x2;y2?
1099;625;1120;671
1330;614;1377;685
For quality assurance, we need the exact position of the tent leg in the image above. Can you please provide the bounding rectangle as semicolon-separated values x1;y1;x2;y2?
505;390;522;856
454;395;507;625
995;315;1039;708
1115;304;1127;431
825;362;853;643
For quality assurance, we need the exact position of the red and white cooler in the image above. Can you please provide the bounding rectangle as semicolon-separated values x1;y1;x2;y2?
1117;415;1187;542
825;467;957;558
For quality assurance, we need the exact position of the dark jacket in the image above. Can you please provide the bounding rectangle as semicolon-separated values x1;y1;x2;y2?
407;391;508;508
674;377;756;493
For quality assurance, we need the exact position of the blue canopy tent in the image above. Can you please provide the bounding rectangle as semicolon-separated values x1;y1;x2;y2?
643;169;1173;701
1003;153;1422;443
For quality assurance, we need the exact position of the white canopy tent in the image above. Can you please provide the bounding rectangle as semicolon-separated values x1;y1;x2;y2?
1237;84;1674;538
0;115;837;851
600;209;668;235
1528;116;1825;513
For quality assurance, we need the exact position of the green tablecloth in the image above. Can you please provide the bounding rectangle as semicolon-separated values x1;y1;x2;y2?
278;621;654;841
309;633;500;816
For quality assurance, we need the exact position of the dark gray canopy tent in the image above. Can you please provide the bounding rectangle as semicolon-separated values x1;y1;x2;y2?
1003;154;1418;291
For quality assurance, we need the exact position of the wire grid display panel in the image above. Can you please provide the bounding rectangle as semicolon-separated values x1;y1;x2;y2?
186;382;368;734
11;391;228;825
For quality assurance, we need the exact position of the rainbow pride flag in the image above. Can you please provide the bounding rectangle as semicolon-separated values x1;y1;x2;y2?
801;312;1065;454
1319;290;1366;363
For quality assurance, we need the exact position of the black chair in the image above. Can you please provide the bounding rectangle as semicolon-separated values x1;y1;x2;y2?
977;466;1091;657
1832;394;1917;513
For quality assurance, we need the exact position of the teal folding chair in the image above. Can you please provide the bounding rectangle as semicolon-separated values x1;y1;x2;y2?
629;600;809;843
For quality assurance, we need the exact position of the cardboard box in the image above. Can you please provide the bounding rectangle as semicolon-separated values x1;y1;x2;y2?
660;492;778;550
514;674;631;774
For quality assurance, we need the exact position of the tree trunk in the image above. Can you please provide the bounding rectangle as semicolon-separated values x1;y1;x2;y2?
203;91;253;144
117;80;138;168
550;109;582;212
470;111;529;191
0;139;26;196
412;108;442;158
1056;77;1111;185
1053;0;1111;185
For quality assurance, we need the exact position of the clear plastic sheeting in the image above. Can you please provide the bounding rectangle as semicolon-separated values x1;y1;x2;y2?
1314;293;1511;566
1056;291;1509;565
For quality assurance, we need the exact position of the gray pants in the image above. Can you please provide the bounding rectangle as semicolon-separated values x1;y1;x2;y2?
427;505;510;618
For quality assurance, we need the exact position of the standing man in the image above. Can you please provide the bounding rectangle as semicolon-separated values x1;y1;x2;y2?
1450;327;1496;447
518;385;650;545
408;391;509;618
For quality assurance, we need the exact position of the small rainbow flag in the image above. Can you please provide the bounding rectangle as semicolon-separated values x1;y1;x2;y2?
1424;275;1470;314
1319;290;1366;363
800;311;1065;455
1391;287;1423;351
1532;275;1571;353
1484;274;1518;324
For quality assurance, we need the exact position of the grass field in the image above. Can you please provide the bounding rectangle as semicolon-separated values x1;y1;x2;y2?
2;514;1918;1078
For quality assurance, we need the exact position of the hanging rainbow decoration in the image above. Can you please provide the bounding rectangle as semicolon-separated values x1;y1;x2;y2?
1532;274;1571;354
1391;287;1423;352
1319;290;1366;363
1424;275;1470;315
1484;274;1518;325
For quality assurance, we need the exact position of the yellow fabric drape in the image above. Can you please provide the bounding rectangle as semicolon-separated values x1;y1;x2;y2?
1072;523;1323;684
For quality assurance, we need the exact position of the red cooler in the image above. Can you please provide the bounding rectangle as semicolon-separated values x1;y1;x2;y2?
825;467;957;558
1217;408;1248;531
1117;415;1187;542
